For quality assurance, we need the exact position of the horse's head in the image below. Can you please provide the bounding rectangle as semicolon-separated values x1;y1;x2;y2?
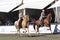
46;13;52;19
45;13;52;23
23;15;29;21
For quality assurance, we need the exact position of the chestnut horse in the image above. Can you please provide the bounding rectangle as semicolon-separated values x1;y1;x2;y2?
14;13;29;34
33;19;42;33
33;11;45;33
22;15;29;33
34;13;52;33
44;13;52;30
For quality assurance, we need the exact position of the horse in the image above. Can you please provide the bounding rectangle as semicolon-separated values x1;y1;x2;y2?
14;13;23;34
33;12;52;33
44;13;52;31
33;19;42;33
22;15;29;33
33;10;45;33
14;13;29;34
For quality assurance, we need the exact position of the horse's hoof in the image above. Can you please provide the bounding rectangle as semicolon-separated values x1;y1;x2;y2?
17;32;20;34
23;31;26;33
28;33;31;36
47;29;50;30
15;33;18;34
36;32;40;34
20;34;23;36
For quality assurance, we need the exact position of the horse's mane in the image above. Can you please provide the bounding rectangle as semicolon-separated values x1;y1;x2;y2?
44;9;55;23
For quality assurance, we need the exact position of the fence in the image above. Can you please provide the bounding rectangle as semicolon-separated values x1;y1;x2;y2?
0;24;60;34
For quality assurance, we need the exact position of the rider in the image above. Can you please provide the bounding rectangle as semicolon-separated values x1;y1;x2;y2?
39;10;46;26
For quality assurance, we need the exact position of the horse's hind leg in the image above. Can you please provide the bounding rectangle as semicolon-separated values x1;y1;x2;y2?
33;23;38;33
49;26;52;33
36;26;39;34
15;23;20;34
34;25;38;33
17;29;20;34
15;25;20;34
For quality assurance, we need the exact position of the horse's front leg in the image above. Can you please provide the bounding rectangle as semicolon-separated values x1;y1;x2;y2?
17;28;20;34
22;24;27;34
27;23;29;34
48;23;52;33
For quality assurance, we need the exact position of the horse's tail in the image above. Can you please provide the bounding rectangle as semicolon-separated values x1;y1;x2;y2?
14;21;17;26
14;21;20;34
14;21;18;29
33;22;35;29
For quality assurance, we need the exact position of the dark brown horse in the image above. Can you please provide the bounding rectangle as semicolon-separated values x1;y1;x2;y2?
14;13;23;34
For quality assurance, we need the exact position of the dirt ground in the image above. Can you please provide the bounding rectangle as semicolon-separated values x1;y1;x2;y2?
0;34;60;40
